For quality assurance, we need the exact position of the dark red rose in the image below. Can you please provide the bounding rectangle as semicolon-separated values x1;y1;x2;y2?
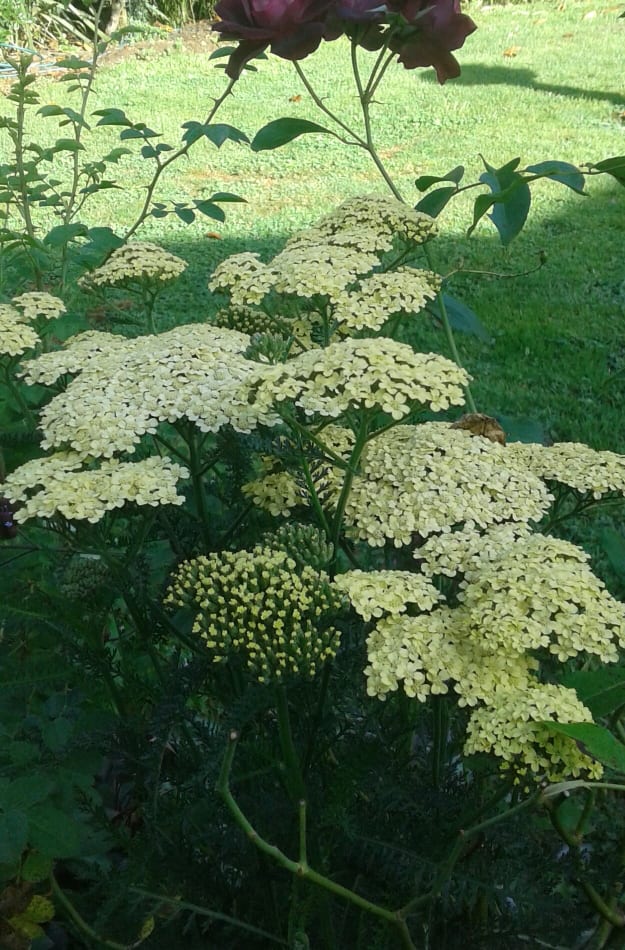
387;0;476;82
214;0;334;77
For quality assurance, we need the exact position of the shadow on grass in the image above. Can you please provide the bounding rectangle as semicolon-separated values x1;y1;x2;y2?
420;63;625;107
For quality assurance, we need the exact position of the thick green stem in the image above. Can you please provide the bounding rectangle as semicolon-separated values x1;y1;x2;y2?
547;799;625;929
276;686;307;802
51;873;150;949
431;695;449;789
217;731;417;949
187;427;211;549
303;659;332;775
422;243;477;411
399;790;541;917
330;416;369;573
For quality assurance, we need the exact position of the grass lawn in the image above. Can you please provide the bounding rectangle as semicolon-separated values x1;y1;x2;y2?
2;1;625;452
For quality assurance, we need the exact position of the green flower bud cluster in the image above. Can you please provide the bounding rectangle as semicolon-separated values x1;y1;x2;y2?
258;523;334;572
59;554;111;602
213;305;292;339
244;333;292;365
165;546;344;683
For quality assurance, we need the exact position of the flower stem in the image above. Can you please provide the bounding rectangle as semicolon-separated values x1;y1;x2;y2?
330;415;369;573
217;731;417;949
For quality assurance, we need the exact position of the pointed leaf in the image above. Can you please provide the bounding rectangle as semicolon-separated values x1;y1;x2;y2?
593;156;625;187
28;804;81;858
545;722;625;773
251;118;332;152
562;667;625;718
92;108;132;127
525;160;586;195
415;165;464;191
427;293;491;341
480;172;531;245
207;191;247;203
43;223;88;247
193;201;225;222
415;186;458;218
181;121;249;147
175;206;195;224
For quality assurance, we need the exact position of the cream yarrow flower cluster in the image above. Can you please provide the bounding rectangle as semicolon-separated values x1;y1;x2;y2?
414;521;533;578
79;242;186;288
464;684;601;781
312;195;437;246
335;570;443;622
0;304;40;356
209;252;278;307
364;608;537;704
254;339;469;420
12;292;66;322
332;268;441;332
4;453;187;523
344;423;552;547
165;546;344;683
507;440;625;499
459;534;625;662
270;243;378;303
22;324;279;458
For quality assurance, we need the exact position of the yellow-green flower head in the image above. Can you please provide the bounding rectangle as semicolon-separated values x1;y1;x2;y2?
209;252;279;307
345;423;552;547
242;471;308;517
165;546;344;683
335;569;443;622
80;242;186;288
414;522;532;578
255;339;469;420
364;606;536;704
285;224;396;256
464;684;602;781
460;534;625;662
5;452;188;523
11;292;66;322
332;268;441;332
269;243;379;303
0;304;40;356
506;440;625;500
313;195;437;246
22;324;279;459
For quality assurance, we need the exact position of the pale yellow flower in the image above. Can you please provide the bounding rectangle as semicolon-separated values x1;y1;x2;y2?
5;453;188;523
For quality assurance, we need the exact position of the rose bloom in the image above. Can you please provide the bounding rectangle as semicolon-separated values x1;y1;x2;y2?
388;0;477;82
214;0;476;81
214;0;334;76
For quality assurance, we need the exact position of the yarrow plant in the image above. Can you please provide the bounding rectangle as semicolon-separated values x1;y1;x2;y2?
4;197;625;948
2;5;625;933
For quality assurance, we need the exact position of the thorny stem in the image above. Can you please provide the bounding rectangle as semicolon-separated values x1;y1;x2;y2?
297;46;478;393
293;61;367;148
124;78;239;242
217;731;417;949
